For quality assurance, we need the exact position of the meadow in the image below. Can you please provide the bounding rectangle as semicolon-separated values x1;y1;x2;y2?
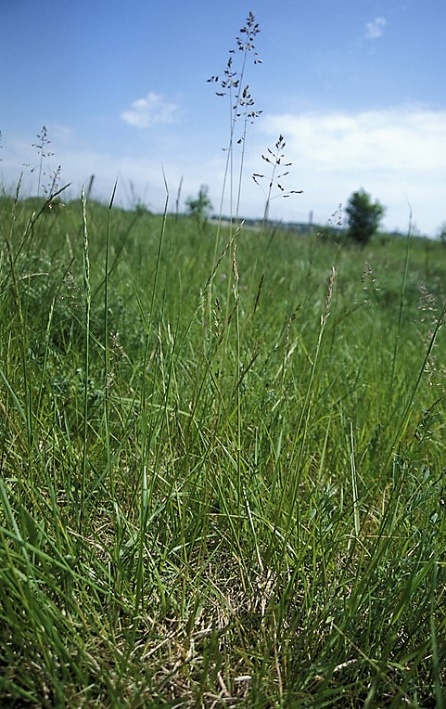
0;188;445;707
1;10;446;706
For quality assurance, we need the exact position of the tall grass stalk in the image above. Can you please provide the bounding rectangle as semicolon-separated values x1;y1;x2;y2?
208;11;262;225
389;212;413;395
80;189;91;530
207;12;262;333
103;178;118;500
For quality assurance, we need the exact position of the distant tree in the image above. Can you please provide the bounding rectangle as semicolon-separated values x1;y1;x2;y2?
185;185;213;228
345;189;385;245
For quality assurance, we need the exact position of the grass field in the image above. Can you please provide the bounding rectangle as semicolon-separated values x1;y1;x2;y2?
0;187;445;707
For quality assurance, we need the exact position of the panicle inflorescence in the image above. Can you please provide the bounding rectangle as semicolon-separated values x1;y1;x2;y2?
329;203;344;229
235;11;262;60
207;12;263;130
417;283;446;385
361;260;380;305
418;283;438;328
322;266;336;326
207;13;263;219
253;134;303;222
24;125;63;198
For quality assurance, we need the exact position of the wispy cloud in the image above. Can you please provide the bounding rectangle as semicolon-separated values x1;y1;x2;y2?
365;17;387;40
121;92;180;128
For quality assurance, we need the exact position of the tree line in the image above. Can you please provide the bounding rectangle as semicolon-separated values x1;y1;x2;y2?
186;185;388;245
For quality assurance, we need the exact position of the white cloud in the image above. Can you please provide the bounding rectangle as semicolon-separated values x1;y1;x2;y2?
365;17;387;40
121;92;179;128
263;108;446;172
255;107;446;234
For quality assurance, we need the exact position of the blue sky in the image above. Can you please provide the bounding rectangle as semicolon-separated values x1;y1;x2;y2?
1;0;445;234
